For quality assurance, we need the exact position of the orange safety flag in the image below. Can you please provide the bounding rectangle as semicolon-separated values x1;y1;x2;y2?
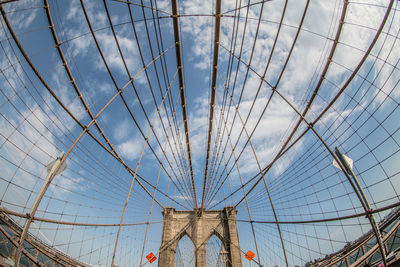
146;252;157;263
244;250;255;261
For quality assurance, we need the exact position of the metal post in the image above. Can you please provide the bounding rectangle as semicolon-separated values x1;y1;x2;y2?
345;256;350;267
334;147;387;266
14;151;65;266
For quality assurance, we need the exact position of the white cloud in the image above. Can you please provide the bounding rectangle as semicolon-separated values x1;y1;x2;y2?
49;172;83;197
96;30;139;74
180;0;214;70
188;97;209;162
0;100;84;204
156;0;171;13
64;1;141;80
2;0;40;34
113;119;133;142
118;137;143;161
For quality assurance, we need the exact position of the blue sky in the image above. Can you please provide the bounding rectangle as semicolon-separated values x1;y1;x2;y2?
0;0;399;266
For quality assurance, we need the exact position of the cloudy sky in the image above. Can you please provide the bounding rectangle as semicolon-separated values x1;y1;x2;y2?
0;0;399;266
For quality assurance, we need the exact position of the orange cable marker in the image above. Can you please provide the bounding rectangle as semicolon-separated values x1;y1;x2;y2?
149;256;157;263
146;252;156;262
245;250;255;261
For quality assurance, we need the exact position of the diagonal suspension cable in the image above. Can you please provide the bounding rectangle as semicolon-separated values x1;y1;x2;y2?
212;6;394;248
134;0;196;201
0;3;186;214
171;0;197;208
201;0;221;209
124;0;195;202
110;69;177;267
205;0;242;203
42;2;195;228
80;0;193;207
209;0;347;208
44;0;165;209
103;0;193;200
205;0;265;202
207;0;290;205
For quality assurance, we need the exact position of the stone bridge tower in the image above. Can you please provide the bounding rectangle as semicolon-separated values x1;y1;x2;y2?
158;207;242;267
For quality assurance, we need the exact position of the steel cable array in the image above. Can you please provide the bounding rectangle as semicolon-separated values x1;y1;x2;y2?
0;0;399;266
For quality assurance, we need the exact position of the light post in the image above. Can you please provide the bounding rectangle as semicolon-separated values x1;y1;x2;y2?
334;147;387;266
14;151;66;266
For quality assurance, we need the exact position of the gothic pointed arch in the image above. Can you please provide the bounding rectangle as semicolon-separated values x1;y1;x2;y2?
159;207;242;267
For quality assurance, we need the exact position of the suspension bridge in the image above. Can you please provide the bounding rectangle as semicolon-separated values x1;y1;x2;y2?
0;0;399;266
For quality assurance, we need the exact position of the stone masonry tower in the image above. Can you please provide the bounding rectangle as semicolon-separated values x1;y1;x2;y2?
158;207;242;267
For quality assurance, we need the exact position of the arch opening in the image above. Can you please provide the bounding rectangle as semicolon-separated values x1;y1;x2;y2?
206;233;228;267
175;233;195;267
